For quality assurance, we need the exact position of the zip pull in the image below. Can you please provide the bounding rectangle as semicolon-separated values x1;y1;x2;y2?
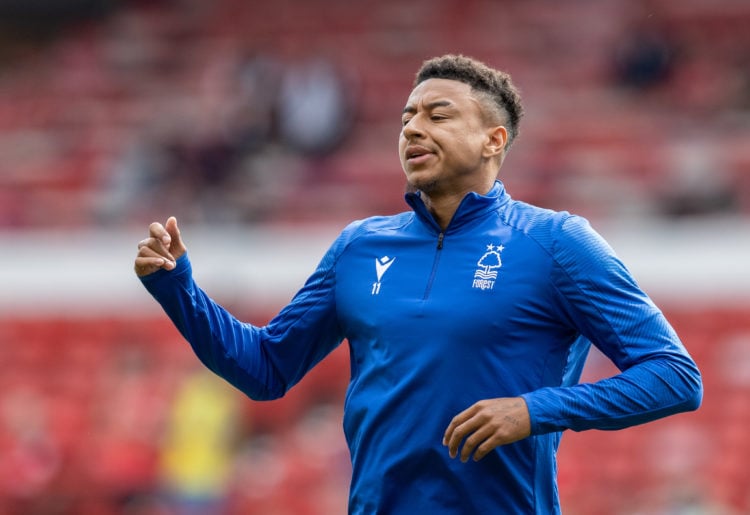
437;232;444;249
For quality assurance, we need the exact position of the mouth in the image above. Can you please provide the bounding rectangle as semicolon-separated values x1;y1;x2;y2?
404;145;434;164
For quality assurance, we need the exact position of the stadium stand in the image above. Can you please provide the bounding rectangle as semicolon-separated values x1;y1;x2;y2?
0;307;748;514
0;0;749;228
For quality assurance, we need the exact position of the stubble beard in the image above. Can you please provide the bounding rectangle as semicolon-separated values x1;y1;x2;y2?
404;168;442;195
405;177;439;195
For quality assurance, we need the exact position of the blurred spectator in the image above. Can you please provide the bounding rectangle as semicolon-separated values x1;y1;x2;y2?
728;56;750;111
612;10;676;92
227;403;350;515
96;134;169;227
622;487;737;515
276;52;355;158
158;367;243;515
716;332;750;389
86;344;167;512
656;142;739;218
233;49;282;154
0;389;61;511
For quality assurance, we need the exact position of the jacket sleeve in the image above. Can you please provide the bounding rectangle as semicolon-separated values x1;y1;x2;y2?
521;215;703;435
139;235;347;401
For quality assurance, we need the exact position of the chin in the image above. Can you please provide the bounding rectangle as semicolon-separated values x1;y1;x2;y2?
408;180;439;195
405;172;439;194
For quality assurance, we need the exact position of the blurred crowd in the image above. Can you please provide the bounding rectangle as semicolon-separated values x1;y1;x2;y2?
0;0;748;229
0;317;353;515
2;309;749;515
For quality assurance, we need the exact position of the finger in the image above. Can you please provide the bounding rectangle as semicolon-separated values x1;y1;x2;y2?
443;404;477;446
147;221;172;257
164;216;187;258
459;424;495;463
137;237;166;251
134;256;165;274
137;246;176;269
134;250;177;277
138;236;175;263
472;434;505;462
447;416;481;459
443;417;461;451
149;221;172;248
137;244;170;261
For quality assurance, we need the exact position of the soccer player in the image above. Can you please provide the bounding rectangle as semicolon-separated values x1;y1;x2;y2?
134;54;702;514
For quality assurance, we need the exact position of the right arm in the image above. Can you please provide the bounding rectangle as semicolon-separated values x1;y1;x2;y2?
135;218;345;400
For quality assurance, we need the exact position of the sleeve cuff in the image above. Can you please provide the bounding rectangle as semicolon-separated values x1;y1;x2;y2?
139;252;192;288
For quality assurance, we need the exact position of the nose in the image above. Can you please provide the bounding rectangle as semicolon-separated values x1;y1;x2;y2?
401;116;425;140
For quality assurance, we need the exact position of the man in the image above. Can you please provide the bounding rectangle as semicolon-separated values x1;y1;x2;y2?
135;55;702;514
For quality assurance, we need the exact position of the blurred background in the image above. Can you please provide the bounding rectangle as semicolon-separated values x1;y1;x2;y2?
1;0;749;513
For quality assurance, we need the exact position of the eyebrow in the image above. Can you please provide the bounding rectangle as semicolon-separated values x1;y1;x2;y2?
402;100;454;115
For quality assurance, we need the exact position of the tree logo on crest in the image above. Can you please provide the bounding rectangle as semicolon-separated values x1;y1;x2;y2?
472;244;504;291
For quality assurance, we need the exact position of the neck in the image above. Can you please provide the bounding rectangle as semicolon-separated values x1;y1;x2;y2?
421;194;462;231
420;178;496;231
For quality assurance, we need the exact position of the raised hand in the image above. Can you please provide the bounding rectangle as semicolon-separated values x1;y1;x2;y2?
134;216;187;277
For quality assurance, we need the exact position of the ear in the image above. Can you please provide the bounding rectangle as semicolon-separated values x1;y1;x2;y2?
483;125;508;159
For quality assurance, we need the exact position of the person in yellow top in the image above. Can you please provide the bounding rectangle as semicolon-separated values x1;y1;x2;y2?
159;367;241;514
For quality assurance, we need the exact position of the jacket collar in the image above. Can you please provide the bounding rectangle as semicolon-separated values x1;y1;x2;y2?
405;180;510;233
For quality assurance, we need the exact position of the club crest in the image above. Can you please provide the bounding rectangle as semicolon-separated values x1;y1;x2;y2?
472;244;504;291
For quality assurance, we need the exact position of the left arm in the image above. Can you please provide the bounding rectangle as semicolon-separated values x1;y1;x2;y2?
444;215;702;460
521;215;702;434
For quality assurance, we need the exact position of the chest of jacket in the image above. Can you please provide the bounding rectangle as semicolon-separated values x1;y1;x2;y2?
334;226;572;365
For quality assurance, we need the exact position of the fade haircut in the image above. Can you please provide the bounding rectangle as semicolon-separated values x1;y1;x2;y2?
414;54;524;150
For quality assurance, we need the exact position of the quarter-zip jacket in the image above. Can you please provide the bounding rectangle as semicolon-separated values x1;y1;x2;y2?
141;180;702;514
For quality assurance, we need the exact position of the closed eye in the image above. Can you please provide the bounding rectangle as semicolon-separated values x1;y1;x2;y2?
401;114;447;126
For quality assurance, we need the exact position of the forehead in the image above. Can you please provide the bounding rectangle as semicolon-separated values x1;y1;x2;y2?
405;78;476;108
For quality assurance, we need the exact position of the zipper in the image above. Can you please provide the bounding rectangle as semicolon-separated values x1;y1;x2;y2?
423;231;445;300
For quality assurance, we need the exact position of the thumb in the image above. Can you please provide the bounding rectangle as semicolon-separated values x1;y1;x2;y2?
165;216;187;259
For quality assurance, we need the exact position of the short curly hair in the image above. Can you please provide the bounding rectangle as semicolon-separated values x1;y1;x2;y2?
414;54;524;150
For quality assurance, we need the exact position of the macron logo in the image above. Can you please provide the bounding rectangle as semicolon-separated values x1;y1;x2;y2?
372;256;396;295
375;256;396;281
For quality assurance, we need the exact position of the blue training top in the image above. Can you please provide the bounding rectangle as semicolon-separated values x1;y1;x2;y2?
140;180;702;514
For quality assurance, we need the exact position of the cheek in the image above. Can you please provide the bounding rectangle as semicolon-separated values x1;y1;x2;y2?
397;130;407;149
447;134;484;167
445;132;472;153
397;135;408;168
462;129;487;155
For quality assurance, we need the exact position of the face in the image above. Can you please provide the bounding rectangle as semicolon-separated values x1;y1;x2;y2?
399;78;502;197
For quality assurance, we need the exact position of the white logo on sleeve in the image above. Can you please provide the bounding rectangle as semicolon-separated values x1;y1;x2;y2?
372;256;396;295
